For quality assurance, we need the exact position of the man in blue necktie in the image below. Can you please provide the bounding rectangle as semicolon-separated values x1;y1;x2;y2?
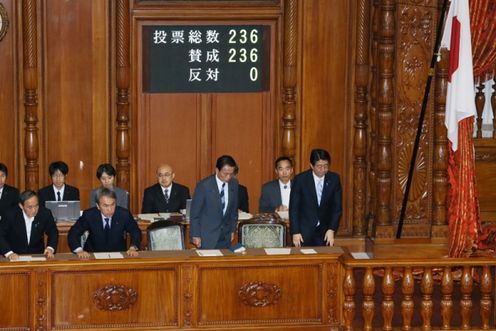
289;149;342;247
190;155;239;249
68;188;141;259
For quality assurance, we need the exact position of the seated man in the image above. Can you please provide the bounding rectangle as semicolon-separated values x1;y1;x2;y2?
141;164;190;213
68;187;141;259
90;163;128;209
0;163;20;220
0;190;58;261
259;156;294;213
38;161;80;207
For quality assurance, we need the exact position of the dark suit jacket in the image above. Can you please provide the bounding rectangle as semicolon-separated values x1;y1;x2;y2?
259;180;292;213
0;206;58;255
189;175;239;249
38;184;80;207
289;169;342;245
141;182;190;213
68;206;141;253
238;184;249;213
0;185;20;219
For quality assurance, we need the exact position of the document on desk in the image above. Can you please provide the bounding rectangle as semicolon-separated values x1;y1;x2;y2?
13;256;47;262
300;248;317;254
264;248;291;255
93;252;124;259
196;250;223;257
351;252;372;259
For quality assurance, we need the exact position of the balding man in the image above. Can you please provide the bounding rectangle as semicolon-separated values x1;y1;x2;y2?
141;164;190;213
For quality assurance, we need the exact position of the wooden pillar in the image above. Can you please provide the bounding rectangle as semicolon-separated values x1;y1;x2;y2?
116;0;131;191
281;0;297;161
375;0;395;237
352;0;370;237
22;0;39;190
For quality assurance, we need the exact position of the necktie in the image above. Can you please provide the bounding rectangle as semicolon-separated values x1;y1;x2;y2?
57;191;61;201
283;185;287;189
104;218;110;242
164;188;169;203
317;180;323;205
220;183;226;214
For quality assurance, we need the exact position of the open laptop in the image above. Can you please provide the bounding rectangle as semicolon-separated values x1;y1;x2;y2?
45;200;80;221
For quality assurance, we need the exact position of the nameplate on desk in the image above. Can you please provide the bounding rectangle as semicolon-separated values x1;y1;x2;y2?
300;248;317;254
93;252;124;259
264;248;291;255
12;256;47;262
196;249;223;257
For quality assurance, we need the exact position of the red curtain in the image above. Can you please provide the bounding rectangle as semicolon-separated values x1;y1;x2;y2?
470;0;496;79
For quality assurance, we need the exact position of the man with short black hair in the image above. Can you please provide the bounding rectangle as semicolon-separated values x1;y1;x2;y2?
38;161;80;207
259;156;294;213
68;187;141;259
190;155;239;249
0;163;20;220
289;149;342;246
0;190;58;261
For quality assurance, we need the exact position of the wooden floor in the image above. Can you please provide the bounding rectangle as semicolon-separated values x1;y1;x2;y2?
335;237;449;259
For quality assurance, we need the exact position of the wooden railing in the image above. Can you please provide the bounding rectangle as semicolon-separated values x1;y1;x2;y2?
341;255;496;330
475;79;496;139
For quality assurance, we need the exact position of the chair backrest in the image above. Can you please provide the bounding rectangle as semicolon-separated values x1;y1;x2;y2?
147;220;185;250
238;213;288;248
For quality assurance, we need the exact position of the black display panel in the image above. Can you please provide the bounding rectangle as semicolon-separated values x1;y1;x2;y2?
142;25;270;93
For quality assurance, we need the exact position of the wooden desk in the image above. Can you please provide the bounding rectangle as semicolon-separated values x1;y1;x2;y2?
0;247;343;331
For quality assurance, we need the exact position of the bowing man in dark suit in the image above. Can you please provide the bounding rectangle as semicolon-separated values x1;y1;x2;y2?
68;188;141;259
259;156;294;213
289;149;342;247
0;163;20;220
38;161;80;207
0;190;58;261
141;164;190;213
190;155;239;249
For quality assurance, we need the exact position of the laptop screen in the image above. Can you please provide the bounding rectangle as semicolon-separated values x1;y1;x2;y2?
45;200;80;221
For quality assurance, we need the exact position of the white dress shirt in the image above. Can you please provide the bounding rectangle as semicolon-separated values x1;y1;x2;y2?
53;185;65;201
279;180;291;207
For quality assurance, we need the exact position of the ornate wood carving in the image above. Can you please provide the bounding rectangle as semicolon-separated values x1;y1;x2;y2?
440;266;453;329
392;2;435;235
238;281;281;307
375;0;395;228
342;267;355;331
475;82;485;138
479;266;492;330
116;0;131;191
353;0;370;237
460;266;473;329
22;0;39;190
475;150;496;162
326;264;338;325
182;265;193;326
36;274;47;331
368;0;380;236
382;267;394;331
362;267;375;331
433;47;448;227
420;267;433;330
281;0;297;161
93;284;138;311
401;267;414;330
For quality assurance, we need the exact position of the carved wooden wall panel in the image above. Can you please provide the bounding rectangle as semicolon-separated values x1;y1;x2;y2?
475;143;496;222
390;0;437;238
42;0;110;209
0;272;31;329
0;0;18;186
51;268;179;328
299;0;354;235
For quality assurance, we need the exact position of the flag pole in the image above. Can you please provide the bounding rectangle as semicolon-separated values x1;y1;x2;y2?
396;0;451;239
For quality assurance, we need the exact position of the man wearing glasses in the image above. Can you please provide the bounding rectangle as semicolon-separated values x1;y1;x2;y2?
141;164;190;213
289;149;342;247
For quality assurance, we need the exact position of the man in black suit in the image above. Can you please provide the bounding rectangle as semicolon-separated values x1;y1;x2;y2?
38;161;80;207
234;166;249;213
0;163;20;220
289;149;342;246
259;156;294;213
68;188;141;259
141;164;190;213
0;190;58;261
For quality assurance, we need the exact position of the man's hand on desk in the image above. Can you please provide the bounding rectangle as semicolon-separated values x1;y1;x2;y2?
7;253;19;261
76;250;92;259
324;230;335;246
192;237;201;248
292;234;304;247
126;246;139;257
44;247;55;259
